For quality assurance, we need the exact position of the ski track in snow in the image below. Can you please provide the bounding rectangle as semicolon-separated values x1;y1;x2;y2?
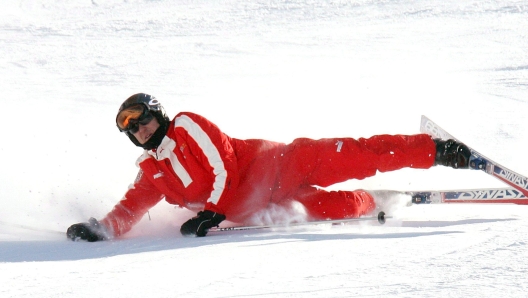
1;0;528;297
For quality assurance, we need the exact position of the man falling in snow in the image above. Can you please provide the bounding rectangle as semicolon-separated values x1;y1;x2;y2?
67;93;470;241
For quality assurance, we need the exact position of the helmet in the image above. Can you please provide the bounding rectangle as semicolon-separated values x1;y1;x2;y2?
116;93;170;150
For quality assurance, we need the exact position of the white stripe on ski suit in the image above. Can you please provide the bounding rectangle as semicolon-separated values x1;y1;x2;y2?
156;137;193;187
174;114;227;205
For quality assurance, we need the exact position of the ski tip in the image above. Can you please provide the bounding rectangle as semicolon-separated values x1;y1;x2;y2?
377;211;386;224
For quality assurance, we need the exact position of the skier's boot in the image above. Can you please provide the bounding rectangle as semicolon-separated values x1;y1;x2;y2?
434;139;471;169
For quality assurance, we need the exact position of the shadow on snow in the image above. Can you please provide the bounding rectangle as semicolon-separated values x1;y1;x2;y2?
0;218;515;263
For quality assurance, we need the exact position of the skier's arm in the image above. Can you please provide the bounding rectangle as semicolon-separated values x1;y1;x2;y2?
174;112;239;215
67;168;164;241
174;112;238;236
99;169;164;238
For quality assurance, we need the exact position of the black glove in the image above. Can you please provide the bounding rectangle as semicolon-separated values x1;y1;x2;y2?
434;139;471;169
180;210;226;237
66;218;109;242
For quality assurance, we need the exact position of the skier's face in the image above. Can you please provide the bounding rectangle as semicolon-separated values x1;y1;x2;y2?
132;116;160;144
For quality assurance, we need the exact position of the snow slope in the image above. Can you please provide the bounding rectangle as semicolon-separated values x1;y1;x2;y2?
1;0;527;297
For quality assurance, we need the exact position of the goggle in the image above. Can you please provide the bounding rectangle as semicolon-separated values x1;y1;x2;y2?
116;104;154;134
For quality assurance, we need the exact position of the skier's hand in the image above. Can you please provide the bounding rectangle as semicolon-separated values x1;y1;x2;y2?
180;210;226;237
67;218;109;242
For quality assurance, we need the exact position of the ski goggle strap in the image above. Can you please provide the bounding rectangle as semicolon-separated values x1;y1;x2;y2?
116;104;154;133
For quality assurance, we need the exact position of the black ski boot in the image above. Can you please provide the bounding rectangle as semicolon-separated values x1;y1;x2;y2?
434;139;471;169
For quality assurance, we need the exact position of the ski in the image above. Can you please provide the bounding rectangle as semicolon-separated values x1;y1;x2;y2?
406;187;528;205
420;115;528;199
210;211;389;232
211;184;528;233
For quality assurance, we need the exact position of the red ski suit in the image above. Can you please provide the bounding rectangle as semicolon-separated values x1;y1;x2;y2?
101;112;436;237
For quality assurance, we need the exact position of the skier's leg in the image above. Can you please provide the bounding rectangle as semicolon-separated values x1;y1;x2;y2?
278;134;436;190
290;187;376;220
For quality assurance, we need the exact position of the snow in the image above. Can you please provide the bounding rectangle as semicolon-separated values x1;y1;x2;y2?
1;0;527;297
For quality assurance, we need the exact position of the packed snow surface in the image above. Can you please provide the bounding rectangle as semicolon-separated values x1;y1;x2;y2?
1;0;527;297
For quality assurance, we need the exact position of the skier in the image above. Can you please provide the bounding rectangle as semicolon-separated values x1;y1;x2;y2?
67;93;471;241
